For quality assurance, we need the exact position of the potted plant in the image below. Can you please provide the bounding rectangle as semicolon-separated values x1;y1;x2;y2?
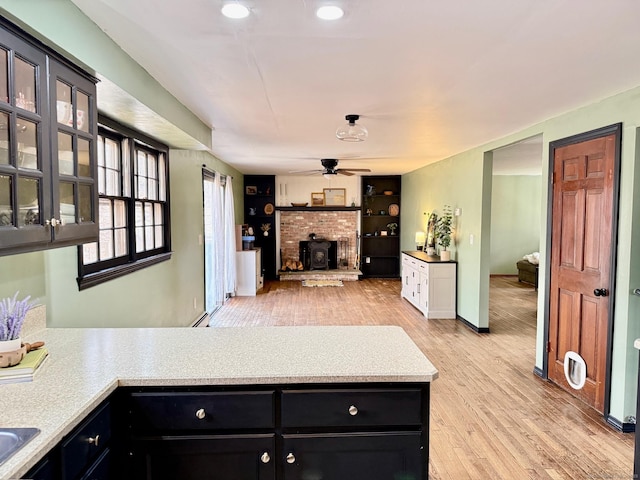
386;222;398;235
0;292;37;352
435;205;453;261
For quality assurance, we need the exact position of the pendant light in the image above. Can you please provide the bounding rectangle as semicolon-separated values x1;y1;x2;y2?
336;114;368;142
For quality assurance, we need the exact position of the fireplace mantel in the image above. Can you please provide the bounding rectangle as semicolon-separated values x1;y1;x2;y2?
276;206;361;212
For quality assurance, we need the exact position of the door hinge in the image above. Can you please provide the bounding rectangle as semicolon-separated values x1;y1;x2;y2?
546;341;551;353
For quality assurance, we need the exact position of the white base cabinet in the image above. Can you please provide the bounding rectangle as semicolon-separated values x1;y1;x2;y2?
236;248;264;296
401;252;456;319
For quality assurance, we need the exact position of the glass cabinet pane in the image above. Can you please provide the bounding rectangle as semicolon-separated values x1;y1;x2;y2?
59;181;76;224
14;57;36;113
77;91;89;132
17;177;39;226
17;119;37;170
56;80;72;125
78;138;90;177
0;175;12;226
0;48;7;104
58;131;74;175
0;112;8;164
78;184;92;223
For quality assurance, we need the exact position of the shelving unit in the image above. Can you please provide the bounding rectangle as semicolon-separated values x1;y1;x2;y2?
360;175;401;278
243;175;276;280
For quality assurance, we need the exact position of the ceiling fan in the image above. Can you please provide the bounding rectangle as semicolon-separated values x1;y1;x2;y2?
290;158;371;177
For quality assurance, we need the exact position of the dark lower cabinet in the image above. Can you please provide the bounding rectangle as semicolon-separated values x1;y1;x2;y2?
25;383;430;480
130;435;276;480
121;384;429;480
281;432;422;480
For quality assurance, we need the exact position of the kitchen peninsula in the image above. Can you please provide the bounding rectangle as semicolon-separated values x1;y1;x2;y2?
0;325;437;479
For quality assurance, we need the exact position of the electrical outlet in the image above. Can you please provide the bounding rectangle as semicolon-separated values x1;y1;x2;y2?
365;257;371;264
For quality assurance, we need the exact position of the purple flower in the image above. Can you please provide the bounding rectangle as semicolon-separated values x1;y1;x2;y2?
0;292;38;341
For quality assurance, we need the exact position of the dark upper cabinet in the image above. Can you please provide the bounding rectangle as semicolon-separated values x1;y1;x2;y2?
360;175;401;278
0;19;98;257
244;175;276;279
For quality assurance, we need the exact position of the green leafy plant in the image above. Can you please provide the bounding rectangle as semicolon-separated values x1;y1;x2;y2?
435;205;453;251
386;222;398;234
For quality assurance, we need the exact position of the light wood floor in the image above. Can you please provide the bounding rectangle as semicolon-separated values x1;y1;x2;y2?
212;276;634;479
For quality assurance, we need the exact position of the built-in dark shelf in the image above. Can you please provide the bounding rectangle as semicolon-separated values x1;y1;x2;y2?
276;206;361;212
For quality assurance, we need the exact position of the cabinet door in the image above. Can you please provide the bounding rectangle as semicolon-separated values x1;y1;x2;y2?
48;59;98;245
426;264;456;318
0;26;52;250
130;434;275;480
282;432;423;480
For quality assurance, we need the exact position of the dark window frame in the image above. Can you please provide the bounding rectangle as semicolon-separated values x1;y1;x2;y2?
76;115;171;290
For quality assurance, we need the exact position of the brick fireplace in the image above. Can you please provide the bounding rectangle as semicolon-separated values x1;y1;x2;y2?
279;210;359;277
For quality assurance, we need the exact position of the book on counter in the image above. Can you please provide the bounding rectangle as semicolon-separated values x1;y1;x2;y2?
0;347;48;384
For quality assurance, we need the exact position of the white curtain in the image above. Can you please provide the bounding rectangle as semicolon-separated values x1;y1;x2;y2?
223;176;237;296
211;173;225;308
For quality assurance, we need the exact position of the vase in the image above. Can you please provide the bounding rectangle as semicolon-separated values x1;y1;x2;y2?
440;250;451;261
0;337;21;353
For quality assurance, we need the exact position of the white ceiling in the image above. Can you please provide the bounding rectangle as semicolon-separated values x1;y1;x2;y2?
69;0;640;176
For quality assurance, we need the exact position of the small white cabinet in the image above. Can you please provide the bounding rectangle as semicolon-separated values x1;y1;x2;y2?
401;252;456;319
236;248;264;296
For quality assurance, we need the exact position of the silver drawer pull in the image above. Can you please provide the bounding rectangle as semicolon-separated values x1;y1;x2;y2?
348;405;358;416
260;452;271;464
88;435;99;447
286;453;296;464
195;408;206;420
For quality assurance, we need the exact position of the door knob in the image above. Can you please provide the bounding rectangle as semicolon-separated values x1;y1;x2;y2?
594;288;609;297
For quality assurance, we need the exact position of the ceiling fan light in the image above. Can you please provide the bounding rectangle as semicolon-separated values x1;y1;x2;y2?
316;5;344;20
323;172;337;179
336;114;368;142
221;3;250;19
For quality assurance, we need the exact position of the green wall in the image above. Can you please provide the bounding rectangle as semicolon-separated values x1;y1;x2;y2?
402;88;640;425
490;176;542;274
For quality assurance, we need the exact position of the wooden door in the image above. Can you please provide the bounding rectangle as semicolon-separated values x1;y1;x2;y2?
548;128;618;413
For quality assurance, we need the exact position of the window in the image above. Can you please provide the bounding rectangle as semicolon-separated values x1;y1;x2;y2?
77;116;171;289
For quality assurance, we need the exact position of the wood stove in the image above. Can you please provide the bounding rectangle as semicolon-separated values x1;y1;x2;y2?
299;241;338;270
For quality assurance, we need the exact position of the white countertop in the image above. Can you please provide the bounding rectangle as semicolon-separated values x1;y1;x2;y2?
0;325;437;479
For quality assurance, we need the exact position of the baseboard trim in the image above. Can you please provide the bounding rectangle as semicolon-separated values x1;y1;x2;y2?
457;315;490;334
606;414;635;433
191;312;209;328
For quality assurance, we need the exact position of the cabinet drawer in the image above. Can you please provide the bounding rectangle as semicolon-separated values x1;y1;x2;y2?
418;262;429;274
129;391;275;431
61;401;111;480
402;255;417;267
281;389;422;428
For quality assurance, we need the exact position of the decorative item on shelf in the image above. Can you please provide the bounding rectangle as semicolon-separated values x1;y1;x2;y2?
365;208;373;216
387;223;398;235
365;184;376;196
261;223;271;237
415;232;426;251
248;207;256;216
264;203;274;215
291;202;308;207
383;190;393;196
380;230;388;236
425;211;438;255
0;292;37;363
379;210;386;215
323;188;346;206
388;203;399;216
245;186;257;195
311;192;325;206
435;205;453;261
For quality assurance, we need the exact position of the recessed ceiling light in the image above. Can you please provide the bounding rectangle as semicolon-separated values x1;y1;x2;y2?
316;5;344;20
221;3;250;19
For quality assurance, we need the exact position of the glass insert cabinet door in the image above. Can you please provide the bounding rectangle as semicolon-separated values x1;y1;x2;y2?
0;20;98;255
0;26;52;250
46;59;98;245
